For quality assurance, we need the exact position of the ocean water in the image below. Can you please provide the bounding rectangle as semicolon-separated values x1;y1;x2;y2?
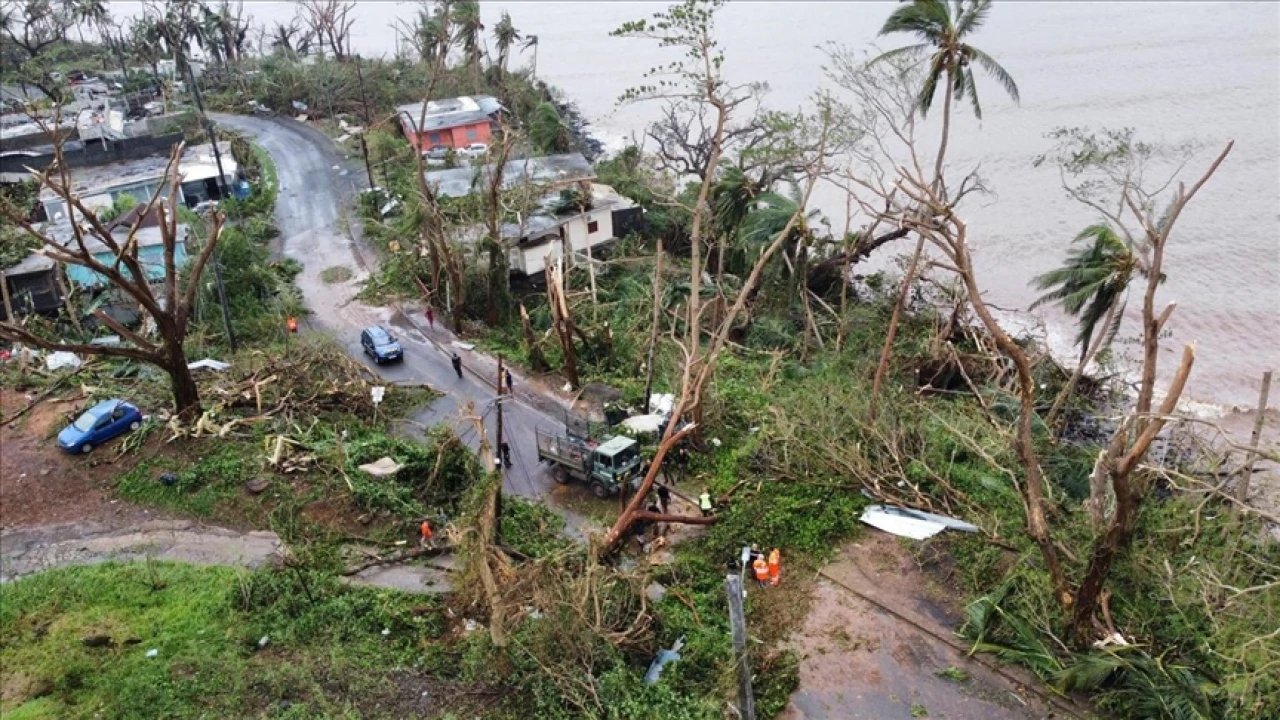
113;1;1280;408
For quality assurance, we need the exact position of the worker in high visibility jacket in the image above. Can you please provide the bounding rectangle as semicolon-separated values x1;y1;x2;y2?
420;519;433;548
752;555;770;587
698;491;714;517
768;548;781;586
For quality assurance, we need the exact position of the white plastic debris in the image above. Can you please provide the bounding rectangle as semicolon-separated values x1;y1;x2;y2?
258;635;270;648
358;457;403;477
46;351;81;371
145;648;159;658
463;619;479;633
188;358;231;372
710;437;722;447
859;504;979;540
452;341;475;351
621;414;665;434
381;628;391;637
647;393;675;416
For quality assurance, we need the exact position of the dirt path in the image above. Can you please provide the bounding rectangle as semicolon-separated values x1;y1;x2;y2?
779;532;1084;720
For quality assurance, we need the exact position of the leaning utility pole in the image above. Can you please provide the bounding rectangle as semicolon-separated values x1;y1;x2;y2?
354;55;377;190
725;574;757;720
183;61;229;198
212;257;238;352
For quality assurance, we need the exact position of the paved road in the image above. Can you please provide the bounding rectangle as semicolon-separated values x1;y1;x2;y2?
213;114;586;525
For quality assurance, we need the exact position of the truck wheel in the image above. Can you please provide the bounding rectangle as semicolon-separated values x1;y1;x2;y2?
552;467;571;484
590;481;610;500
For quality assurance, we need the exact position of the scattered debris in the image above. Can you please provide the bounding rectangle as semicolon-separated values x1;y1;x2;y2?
188;358;231;372
860;504;979;540
644;636;686;685
452;341;475;351
357;457;403;477
145;648;159;658
245;478;271;495
89;335;123;346
291;100;308;112
621;414;665;434
46;351;82;371
648;393;675;416
257;635;270;648
645;582;668;603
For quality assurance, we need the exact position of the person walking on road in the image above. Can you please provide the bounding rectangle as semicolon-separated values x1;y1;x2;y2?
426;306;435;329
500;441;512;469
656;484;671;515
504;368;514;395
450;352;463;379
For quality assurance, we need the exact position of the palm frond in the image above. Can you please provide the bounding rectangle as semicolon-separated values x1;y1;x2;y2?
954;0;993;36
879;0;951;40
966;45;1020;104
868;42;932;66
916;53;946;116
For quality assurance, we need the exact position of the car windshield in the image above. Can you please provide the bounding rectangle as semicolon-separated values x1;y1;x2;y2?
72;409;100;432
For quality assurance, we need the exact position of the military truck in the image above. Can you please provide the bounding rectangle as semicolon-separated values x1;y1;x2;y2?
535;427;643;499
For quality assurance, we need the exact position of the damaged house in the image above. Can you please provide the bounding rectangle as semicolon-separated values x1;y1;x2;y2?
425;153;644;279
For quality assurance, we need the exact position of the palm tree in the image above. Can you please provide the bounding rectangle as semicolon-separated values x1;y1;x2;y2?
451;0;484;85
873;0;1019;185
867;0;1020;417
1032;223;1141;426
492;11;520;80
521;34;538;79
711;164;761;278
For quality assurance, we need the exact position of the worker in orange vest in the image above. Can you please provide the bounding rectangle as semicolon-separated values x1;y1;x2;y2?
420;519;433;548
768;548;781;586
752;555;770;587
287;316;298;333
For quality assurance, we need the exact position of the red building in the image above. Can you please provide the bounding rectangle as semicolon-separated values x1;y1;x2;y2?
397;95;503;151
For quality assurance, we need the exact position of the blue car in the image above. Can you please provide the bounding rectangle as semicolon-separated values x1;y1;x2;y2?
57;399;144;454
361;326;403;364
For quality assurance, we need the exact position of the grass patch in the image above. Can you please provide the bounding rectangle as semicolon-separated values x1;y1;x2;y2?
320;265;355;284
0;562;448;719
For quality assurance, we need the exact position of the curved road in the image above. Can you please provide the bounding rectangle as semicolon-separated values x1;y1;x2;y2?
213;114;580;515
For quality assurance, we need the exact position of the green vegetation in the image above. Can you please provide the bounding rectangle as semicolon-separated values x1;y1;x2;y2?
0;562;449;719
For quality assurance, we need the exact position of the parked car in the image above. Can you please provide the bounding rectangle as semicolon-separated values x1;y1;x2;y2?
361;325;403;364
57;399;143;454
423;145;450;161
458;143;489;158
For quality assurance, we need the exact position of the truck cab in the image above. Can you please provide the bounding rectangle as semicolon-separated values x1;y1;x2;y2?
537;427;643;499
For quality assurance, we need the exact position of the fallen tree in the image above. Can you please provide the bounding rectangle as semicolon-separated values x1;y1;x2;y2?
0;142;223;419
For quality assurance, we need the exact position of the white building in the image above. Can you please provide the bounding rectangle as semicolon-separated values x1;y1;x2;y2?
38;142;238;221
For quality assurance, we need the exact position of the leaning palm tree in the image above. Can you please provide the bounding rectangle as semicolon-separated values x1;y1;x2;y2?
868;0;1020;417
521;33;539;79
1032;223;1141;426
492;11;520;80
711;164;760;278
873;0;1019;185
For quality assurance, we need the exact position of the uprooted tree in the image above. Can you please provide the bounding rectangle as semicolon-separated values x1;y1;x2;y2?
857;99;1233;640
0;142;223;420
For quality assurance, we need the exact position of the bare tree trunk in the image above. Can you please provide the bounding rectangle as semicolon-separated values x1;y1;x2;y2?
869;234;924;419
547;258;580;389
1046;301;1121;429
933;68;954;194
1070;344;1195;637
1236;370;1273;505
643;237;664;412
519;303;550;372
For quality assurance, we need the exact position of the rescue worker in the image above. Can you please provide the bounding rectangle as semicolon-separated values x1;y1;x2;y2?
656;484;671;515
698;490;714;517
768;548;781;586
752;554;770;587
450;352;463;379
420;519;433;548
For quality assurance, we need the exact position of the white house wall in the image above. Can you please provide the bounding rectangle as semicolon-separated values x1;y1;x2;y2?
516;211;616;277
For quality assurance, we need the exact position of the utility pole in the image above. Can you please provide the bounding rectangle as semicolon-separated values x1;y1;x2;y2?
725;574;757;720
495;354;505;537
212;258;238;352
183;60;229;198
354;55;377;190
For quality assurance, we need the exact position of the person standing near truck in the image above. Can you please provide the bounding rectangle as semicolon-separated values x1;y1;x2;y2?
698;490;714;517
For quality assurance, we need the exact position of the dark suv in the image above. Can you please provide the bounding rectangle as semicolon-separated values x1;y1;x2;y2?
361;326;403;364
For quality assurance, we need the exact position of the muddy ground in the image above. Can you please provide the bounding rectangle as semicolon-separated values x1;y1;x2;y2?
779;532;1083;720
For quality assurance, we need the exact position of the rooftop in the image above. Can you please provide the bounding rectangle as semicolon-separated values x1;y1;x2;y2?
397;95;503;133
5;221;189;279
424;153;595;199
455;183;635;246
36;141;235;201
